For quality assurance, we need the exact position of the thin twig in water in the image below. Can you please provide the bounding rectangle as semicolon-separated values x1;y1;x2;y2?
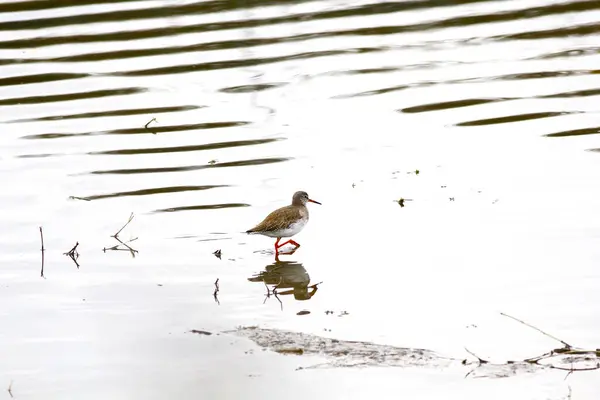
112;213;135;239
213;278;220;305
262;277;283;310
103;237;139;257
464;347;489;364
463;347;489;379
114;236;138;258
7;380;13;398
500;312;572;349
552;364;600;373
564;362;574;381
39;227;45;278
145;118;157;134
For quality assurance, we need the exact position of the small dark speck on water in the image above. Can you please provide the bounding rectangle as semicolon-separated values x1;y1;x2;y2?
213;249;222;259
297;310;310;315
208;159;217;165
157;284;163;287
449;197;455;201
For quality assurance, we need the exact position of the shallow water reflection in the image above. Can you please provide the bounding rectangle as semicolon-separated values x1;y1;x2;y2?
249;259;320;303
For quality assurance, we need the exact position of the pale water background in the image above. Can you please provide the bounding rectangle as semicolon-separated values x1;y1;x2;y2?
1;0;600;398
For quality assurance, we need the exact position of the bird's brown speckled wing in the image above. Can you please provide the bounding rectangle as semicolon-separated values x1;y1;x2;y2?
247;205;303;233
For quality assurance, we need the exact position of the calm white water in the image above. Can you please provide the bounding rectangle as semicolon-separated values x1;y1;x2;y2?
1;0;600;398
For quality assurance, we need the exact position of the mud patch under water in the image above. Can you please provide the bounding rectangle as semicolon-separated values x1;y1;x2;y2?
227;327;600;379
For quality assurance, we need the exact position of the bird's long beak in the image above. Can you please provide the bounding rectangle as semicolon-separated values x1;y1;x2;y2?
308;199;322;205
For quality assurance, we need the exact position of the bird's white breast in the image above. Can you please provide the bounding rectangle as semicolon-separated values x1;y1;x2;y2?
265;217;308;238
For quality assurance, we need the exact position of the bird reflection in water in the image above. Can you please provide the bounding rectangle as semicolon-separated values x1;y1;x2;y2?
248;259;321;308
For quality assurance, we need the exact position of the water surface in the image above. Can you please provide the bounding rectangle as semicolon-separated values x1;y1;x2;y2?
1;0;600;398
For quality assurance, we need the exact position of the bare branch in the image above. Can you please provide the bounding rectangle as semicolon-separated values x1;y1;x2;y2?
112;213;135;239
39;227;45;278
500;312;572;349
213;278;220;305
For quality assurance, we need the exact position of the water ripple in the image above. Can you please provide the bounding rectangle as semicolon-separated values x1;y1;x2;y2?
86;158;291;175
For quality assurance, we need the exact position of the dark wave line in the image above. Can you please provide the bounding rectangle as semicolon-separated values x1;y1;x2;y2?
1;0;595;50
111;48;380;77
153;203;250;213
220;83;285;93
398;88;600;115
400;98;511;113
333;84;412;98
0;72;88;87
12;105;201;122
456;112;573;126
336;69;597;99
89;138;281;156
538;88;600;98
0;0;496;33
0;0;139;13
0;87;144;106
498;22;600;41
486;70;594;81
545;127;600;137
21;121;250;140
529;46;600;60
87;157;291;175
73;185;227;201
0;0;315;30
16;153;56;159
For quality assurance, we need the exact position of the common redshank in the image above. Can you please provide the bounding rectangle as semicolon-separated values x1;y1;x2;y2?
246;191;321;253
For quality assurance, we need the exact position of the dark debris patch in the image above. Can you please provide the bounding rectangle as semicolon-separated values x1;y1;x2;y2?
189;330;212;336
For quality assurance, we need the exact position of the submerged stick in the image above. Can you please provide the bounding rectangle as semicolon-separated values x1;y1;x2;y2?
145;118;157;134
39;227;45;278
464;347;489;364
7;380;13;398
500;312;572;349
114;236;138;258
214;278;220;305
262;277;283;310
112;213;135;239
145;118;157;129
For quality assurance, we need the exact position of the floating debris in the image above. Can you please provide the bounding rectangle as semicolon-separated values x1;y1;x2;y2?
189;330;212;336
145;118;157;134
275;348;304;355
63;241;80;268
214;278;220;305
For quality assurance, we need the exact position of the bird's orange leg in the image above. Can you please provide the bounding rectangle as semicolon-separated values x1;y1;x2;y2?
274;238;281;252
278;239;300;249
